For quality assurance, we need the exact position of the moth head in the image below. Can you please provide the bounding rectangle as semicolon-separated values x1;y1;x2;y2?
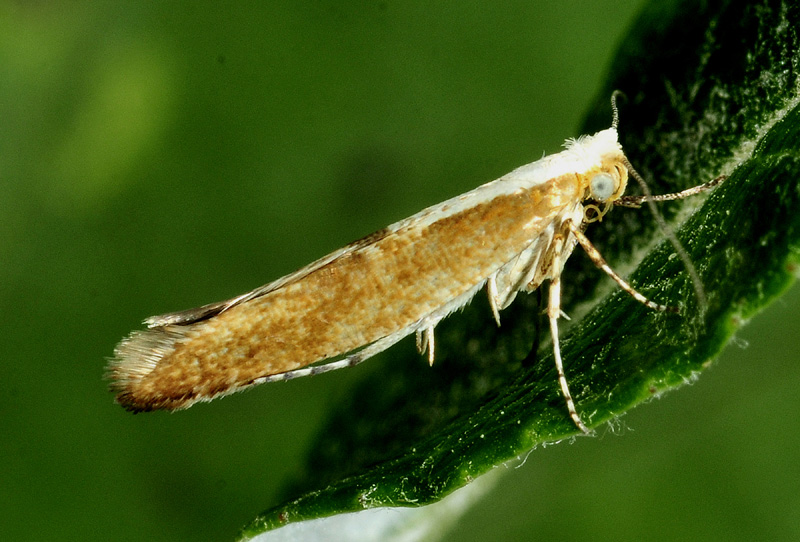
584;159;628;223
589;159;628;203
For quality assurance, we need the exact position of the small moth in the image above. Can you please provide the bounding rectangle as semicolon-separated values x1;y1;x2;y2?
108;95;720;433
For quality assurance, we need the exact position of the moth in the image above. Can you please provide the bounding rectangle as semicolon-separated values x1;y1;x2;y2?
108;95;721;433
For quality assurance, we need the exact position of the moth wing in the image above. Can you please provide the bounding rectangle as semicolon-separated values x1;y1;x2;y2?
143;165;561;328
144;235;385;327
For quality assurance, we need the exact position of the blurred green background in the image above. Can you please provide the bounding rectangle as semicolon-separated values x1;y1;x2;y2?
2;1;799;540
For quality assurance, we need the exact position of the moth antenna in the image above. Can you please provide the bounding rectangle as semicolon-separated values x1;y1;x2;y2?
610;91;705;311
610;90;627;130
622;157;707;311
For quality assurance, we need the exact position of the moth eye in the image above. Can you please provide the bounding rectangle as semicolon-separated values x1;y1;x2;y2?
590;172;616;201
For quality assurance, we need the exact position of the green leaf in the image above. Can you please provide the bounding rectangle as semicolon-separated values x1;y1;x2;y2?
240;0;800;539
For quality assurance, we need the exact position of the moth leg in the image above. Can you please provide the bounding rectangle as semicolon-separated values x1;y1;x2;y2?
415;325;436;366
614;174;725;208
426;326;435;366
252;330;410;385
486;274;502;326
548;275;590;434
568;222;677;313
